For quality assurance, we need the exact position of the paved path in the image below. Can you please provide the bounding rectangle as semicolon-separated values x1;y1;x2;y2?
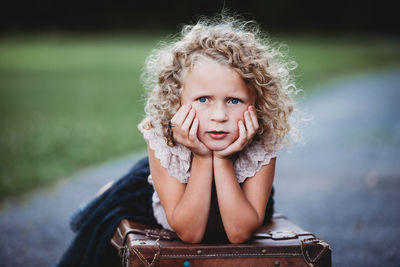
274;68;400;266
0;152;146;267
1;68;399;266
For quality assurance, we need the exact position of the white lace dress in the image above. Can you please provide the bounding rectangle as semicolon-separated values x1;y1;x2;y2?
138;120;281;231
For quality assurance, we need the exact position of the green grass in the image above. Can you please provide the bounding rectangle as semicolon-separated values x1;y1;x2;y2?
0;33;399;199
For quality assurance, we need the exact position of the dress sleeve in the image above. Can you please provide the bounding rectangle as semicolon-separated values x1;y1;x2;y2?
138;120;192;183
234;131;282;183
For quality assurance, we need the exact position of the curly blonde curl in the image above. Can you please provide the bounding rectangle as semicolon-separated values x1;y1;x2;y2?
140;15;300;151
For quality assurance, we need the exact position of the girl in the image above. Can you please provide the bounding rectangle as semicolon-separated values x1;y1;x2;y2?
139;16;296;244
57;15;298;267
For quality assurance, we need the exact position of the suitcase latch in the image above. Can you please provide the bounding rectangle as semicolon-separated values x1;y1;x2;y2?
253;230;298;240
270;231;298;240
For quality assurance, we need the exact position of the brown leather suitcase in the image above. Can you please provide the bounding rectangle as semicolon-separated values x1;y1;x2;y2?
111;214;331;267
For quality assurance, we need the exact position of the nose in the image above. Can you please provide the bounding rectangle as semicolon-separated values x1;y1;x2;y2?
210;103;228;122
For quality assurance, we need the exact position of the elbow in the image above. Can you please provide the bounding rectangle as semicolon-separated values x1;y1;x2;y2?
226;228;253;244
169;219;204;244
225;219;262;244
177;230;204;244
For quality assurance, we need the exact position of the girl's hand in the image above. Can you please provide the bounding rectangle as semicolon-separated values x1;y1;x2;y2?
214;105;259;159
170;104;212;158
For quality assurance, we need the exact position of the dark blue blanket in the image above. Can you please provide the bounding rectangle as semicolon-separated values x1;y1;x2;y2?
56;157;157;267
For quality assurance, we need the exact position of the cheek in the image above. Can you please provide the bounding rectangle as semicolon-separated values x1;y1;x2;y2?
193;108;206;127
230;108;246;135
196;115;207;127
232;109;245;123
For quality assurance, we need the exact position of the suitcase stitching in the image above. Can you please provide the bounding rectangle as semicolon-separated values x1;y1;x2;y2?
159;252;304;258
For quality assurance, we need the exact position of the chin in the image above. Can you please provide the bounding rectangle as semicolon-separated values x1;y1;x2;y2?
204;142;230;152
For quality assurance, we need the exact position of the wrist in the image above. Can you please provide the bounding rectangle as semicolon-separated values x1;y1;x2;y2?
213;151;233;160
213;153;233;165
193;152;213;161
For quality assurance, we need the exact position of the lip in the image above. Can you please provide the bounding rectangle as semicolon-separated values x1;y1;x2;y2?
206;131;229;140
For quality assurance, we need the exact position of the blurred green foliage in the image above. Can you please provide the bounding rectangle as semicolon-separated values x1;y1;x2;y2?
282;34;400;90
0;33;399;198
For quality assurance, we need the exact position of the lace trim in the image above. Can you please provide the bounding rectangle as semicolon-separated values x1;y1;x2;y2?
234;133;280;183
139;120;280;184
138;121;191;183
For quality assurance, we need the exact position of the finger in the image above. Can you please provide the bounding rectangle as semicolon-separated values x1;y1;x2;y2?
170;104;191;126
248;105;259;129
234;120;248;148
245;110;258;139
213;120;248;158
223;120;247;154
244;111;255;134
239;120;247;139
181;109;195;131
189;118;199;141
171;104;191;126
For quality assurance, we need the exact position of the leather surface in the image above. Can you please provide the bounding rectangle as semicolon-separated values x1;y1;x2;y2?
111;214;331;266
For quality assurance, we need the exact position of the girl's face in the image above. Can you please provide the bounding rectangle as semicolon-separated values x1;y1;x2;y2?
181;59;255;151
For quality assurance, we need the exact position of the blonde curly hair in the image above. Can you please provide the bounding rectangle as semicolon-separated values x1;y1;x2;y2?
140;15;299;151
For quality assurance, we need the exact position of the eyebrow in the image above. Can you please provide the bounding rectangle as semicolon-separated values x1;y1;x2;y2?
189;90;249;98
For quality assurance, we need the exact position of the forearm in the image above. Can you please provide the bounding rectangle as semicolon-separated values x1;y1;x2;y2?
170;155;213;243
213;156;261;243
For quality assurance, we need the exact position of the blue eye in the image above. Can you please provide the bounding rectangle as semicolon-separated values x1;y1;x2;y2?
230;98;241;104
198;97;207;103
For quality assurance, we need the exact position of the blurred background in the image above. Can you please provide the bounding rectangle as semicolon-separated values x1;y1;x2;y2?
0;1;399;266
